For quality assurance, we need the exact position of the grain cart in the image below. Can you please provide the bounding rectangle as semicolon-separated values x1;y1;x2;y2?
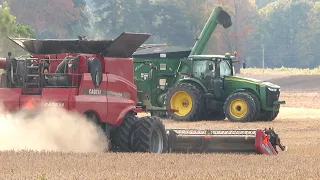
133;6;285;122
0;33;287;155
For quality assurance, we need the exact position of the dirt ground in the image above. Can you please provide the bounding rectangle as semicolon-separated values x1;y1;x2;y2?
0;74;320;180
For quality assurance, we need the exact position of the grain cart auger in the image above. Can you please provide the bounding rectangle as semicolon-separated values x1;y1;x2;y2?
166;127;287;155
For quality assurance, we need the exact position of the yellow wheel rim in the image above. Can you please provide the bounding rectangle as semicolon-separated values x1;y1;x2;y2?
170;91;193;116
229;99;248;118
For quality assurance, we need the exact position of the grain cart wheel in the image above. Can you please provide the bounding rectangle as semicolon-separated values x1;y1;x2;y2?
131;116;168;153
111;112;139;152
166;83;204;121
224;92;257;122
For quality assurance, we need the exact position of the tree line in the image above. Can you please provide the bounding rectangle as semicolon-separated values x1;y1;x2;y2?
1;0;319;68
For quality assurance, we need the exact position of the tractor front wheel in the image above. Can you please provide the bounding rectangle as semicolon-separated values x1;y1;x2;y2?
166;83;204;121
224;92;258;122
131;116;168;153
259;110;279;121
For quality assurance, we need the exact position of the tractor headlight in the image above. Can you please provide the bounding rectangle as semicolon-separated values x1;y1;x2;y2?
267;87;277;92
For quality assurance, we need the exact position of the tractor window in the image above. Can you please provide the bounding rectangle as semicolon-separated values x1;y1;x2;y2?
220;60;232;77
193;60;215;78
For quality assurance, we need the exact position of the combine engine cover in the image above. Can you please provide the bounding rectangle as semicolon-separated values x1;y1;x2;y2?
167;127;287;155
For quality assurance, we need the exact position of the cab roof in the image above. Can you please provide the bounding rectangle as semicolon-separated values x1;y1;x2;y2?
188;54;235;60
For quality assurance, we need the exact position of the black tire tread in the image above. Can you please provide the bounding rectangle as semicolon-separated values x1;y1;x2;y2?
246;91;261;121
166;83;205;121
131;116;168;153
223;91;257;122
112;112;138;152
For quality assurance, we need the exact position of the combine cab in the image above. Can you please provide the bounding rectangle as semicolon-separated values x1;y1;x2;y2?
0;33;287;155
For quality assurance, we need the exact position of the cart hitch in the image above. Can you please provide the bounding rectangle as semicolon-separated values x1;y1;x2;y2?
264;127;287;153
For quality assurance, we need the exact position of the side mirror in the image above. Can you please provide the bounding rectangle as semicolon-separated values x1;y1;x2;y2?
242;62;246;69
8;52;12;58
209;64;214;70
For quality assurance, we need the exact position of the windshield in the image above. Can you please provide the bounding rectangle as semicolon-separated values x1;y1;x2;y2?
192;59;232;78
220;60;232;76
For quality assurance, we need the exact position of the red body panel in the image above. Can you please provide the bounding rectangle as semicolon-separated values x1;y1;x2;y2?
0;53;139;127
105;57;135;84
254;129;278;155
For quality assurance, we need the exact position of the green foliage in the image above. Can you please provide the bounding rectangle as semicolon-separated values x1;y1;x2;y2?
92;0;195;45
246;0;316;68
1;0;319;69
0;1;34;56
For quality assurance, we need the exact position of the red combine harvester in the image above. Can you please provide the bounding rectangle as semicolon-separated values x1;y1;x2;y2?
0;33;287;154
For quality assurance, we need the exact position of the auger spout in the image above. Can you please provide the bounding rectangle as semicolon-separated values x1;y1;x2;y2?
189;6;232;56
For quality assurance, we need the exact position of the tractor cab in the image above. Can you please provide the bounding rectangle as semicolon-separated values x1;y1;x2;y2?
189;54;235;80
187;53;236;95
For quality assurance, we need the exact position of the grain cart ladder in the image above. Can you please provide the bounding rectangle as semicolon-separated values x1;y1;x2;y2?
166;127;287;155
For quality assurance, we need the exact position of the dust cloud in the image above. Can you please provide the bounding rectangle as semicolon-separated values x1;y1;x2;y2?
0;106;109;153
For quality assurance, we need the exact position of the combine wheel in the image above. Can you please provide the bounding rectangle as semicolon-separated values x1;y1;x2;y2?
166;83;204;121
131;116;168;153
111;112;139;152
223;92;257;122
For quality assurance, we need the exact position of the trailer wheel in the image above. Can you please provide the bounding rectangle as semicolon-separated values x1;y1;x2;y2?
166;83;204;121
111;112;139;152
224;92;257;122
131;116;168;153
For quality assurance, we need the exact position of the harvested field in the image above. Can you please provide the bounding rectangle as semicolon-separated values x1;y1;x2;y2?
1;72;320;180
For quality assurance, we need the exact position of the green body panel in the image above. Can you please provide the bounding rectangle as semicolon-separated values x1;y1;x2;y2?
222;76;281;111
134;55;184;111
132;6;285;118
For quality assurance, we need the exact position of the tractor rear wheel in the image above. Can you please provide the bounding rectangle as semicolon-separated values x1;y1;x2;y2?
131;116;168;153
223;92;258;122
166;83;204;121
111;112;139;152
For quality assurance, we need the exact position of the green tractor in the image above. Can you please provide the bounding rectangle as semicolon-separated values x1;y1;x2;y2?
133;6;285;122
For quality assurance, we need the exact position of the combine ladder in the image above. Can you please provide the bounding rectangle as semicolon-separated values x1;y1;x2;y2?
23;62;43;95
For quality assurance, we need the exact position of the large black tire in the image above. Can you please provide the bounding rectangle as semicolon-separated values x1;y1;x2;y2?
111;112;139;152
150;111;168;119
246;92;261;121
131;116;168;153
258;110;279;121
202;110;226;121
166;83;205;121
84;112;108;152
223;92;258;122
